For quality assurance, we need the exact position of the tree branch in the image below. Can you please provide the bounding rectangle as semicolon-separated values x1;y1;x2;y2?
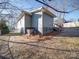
35;0;69;13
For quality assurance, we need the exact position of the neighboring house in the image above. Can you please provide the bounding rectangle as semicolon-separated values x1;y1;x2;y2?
63;22;79;27
15;7;56;35
62;22;79;35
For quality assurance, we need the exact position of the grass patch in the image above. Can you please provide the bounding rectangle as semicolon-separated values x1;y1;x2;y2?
60;38;79;47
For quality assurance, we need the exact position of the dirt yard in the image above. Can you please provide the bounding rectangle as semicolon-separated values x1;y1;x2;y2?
0;35;79;59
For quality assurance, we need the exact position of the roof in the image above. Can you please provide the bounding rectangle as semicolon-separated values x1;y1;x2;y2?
18;11;31;20
31;7;56;17
17;11;31;21
15;7;56;25
15;11;31;25
18;7;56;20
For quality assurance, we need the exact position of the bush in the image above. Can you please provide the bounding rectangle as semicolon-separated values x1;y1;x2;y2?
1;26;9;34
0;20;9;34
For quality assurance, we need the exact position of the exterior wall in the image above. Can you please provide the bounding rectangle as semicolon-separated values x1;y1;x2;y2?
32;11;54;35
43;12;53;34
15;14;31;34
25;14;31;28
15;15;25;34
32;12;43;34
15;9;55;35
25;14;31;33
63;22;79;35
63;22;79;27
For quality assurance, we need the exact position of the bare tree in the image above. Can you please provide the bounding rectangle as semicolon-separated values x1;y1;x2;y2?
36;0;79;13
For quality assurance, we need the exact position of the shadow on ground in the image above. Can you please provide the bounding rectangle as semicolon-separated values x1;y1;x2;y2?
0;55;9;59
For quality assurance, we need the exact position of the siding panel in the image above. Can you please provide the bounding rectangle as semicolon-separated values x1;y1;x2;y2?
43;13;53;34
32;12;43;34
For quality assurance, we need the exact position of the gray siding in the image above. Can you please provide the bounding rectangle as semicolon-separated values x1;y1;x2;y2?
25;14;31;28
25;14;31;33
32;12;43;34
43;12;53;34
15;10;55;35
32;12;54;35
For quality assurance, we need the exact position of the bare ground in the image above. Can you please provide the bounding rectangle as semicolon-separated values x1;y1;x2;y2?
0;35;79;59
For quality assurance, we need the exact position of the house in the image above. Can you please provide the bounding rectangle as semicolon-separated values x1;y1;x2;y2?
62;22;79;35
15;7;56;35
63;22;79;27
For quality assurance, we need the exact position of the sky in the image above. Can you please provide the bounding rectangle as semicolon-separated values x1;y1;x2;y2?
65;10;79;21
4;0;79;21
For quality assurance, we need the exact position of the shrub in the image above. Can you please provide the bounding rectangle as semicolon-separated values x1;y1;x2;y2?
0;20;9;34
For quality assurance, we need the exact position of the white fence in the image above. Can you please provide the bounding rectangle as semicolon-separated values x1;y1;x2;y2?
63;22;79;27
62;22;79;36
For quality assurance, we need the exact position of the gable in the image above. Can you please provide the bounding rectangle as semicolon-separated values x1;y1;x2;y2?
31;7;56;17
